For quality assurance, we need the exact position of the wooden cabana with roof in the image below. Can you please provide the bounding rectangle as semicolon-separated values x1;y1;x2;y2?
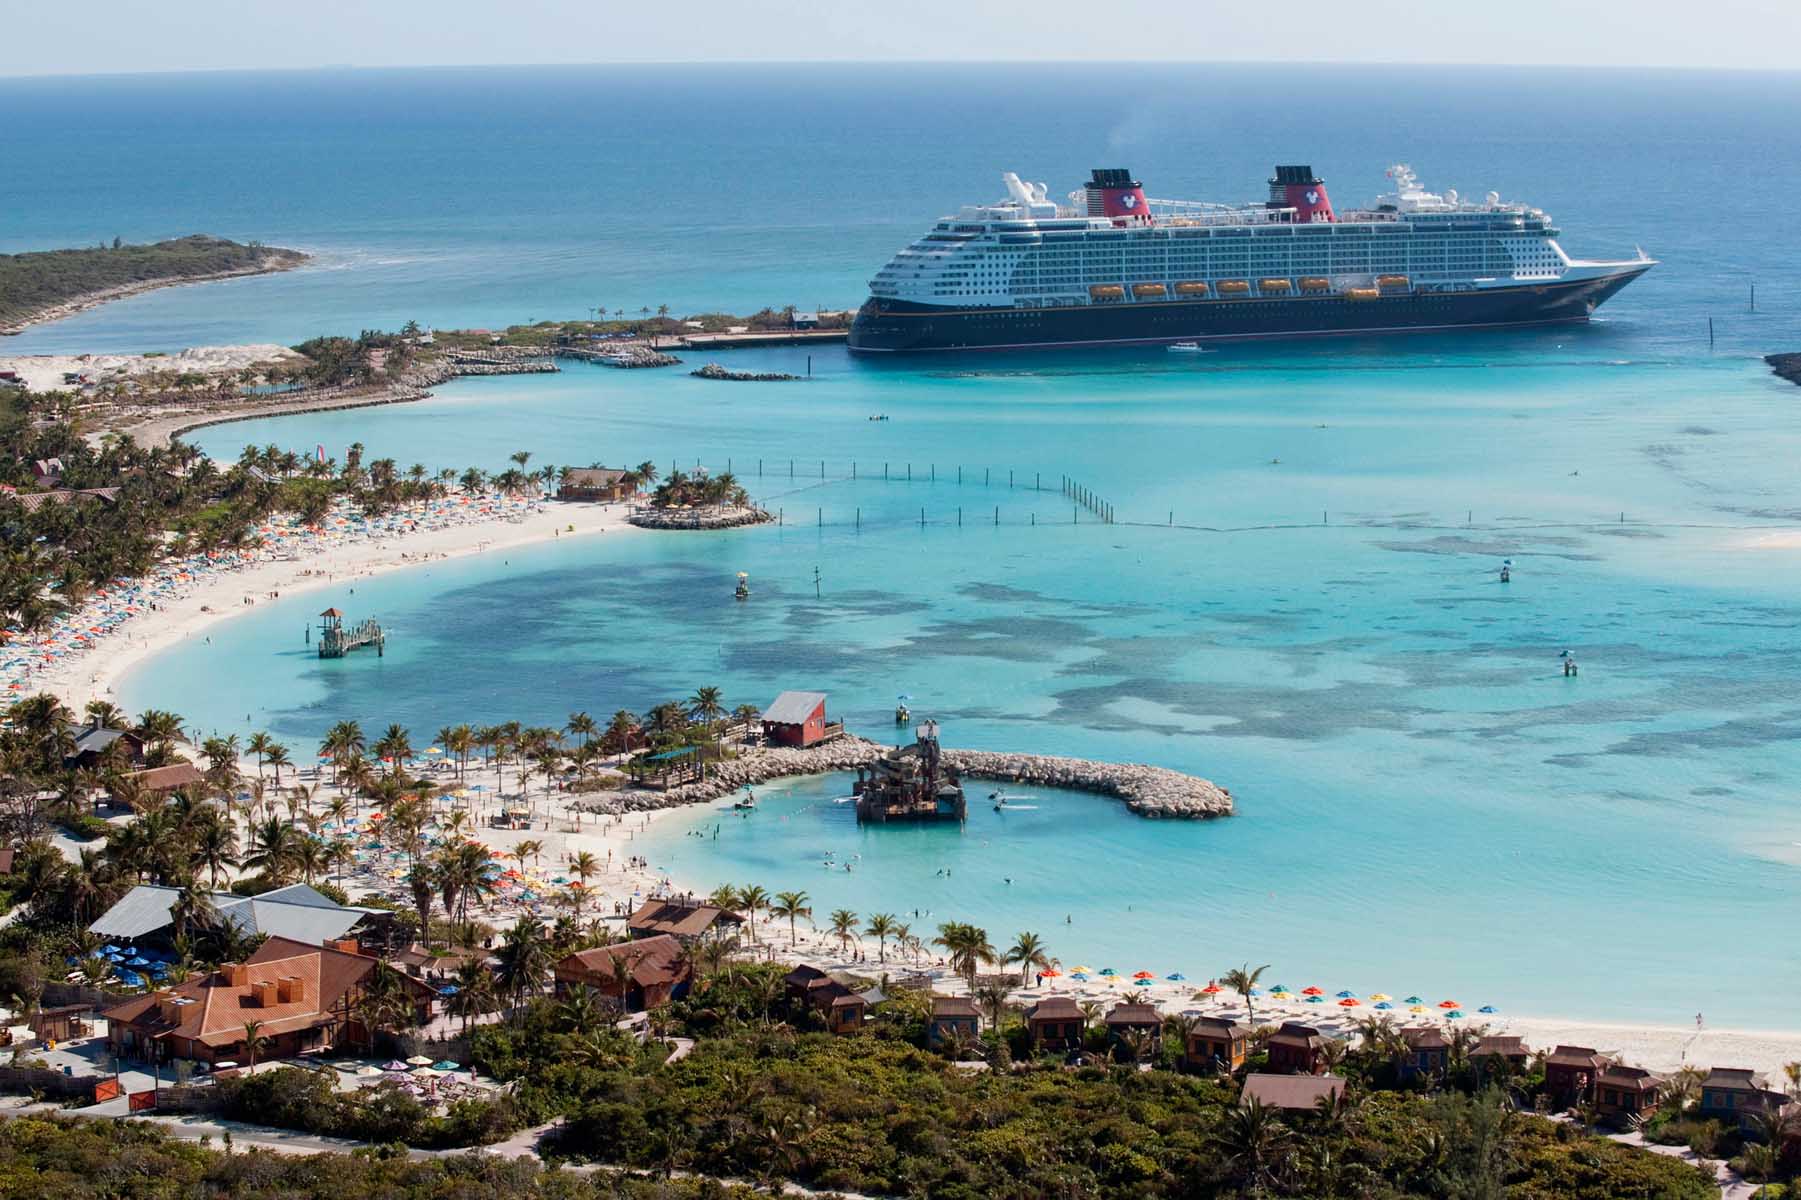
928;996;981;1047
635;744;703;789
1266;1022;1329;1075
1184;1015;1251;1073
1024;996;1087;1051
1544;1045;1609;1107
1103;1002;1163;1059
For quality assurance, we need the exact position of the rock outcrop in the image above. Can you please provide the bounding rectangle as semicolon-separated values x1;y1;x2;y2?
691;363;803;382
576;735;1232;820
1766;353;1801;386
627;504;773;530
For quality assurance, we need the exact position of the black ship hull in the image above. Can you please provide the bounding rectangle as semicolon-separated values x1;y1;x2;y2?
847;268;1649;354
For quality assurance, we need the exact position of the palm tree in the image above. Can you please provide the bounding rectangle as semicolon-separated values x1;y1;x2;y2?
373;724;413;775
864;913;897;963
829;908;858;955
1003;931;1051;985
604;710;639;755
689;687;725;730
241;1020;266;1072
737;885;769;942
975;978;1014;1032
771;891;811;946
933;921;997;988
565;711;597;750
1215;1097;1291;1193
246;732;275;780
568;850;599;915
263;743;291;785
1222;962;1271;1027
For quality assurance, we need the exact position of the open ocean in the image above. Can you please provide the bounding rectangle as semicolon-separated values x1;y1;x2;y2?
9;64;1801;1024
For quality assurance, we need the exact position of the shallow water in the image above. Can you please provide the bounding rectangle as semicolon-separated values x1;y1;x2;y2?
139;344;1801;1026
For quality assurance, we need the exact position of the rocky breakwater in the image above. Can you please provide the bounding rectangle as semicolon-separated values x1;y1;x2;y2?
1766;353;1801;386
627;503;774;530
576;735;1232;820
691;362;803;382
941;748;1232;819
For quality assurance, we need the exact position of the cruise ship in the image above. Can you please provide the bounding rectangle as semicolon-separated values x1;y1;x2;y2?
847;165;1653;353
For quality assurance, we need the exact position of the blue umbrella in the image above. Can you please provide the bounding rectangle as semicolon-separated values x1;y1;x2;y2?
1071;972;1090;981
1336;990;1357;998
439;984;460;995
1133;978;1153;987
1166;973;1186;981
1270;984;1290;993
126;956;151;967
1247;988;1263;996
1374;1001;1393;1010
1478;1005;1498;1014
101;944;120;955
1305;994;1325;1004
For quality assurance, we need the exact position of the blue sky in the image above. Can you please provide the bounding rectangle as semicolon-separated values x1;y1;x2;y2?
7;0;1797;75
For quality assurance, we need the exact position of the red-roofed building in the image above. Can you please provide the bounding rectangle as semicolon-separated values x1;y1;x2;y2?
554;934;693;1012
101;936;434;1066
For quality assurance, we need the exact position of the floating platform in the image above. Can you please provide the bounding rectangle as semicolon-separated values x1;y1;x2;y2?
852;720;965;823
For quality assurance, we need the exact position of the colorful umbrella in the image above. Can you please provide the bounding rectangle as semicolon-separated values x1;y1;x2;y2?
1165;973;1186;981
1370;993;1391;1001
1199;983;1221;994
1133;978;1153;987
1305;994;1325;1004
1336;990;1357;998
1446;1010;1465;1019
1132;971;1155;979
1403;996;1423;1005
1301;986;1324;996
1098;968;1117;976
1338;997;1360;1007
1438;1000;1459;1009
1478;1005;1498;1014
1374;1001;1394;1010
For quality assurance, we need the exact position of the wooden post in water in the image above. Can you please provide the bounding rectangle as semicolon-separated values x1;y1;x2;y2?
994;506;999;525
856;507;860;529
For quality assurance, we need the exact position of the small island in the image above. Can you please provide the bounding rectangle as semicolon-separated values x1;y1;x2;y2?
0;235;308;334
627;464;773;529
1765;353;1801;387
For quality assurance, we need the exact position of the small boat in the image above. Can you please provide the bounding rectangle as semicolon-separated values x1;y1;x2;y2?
868;414;890;421
1167;342;1210;353
733;791;756;811
989;790;1032;803
734;572;750;600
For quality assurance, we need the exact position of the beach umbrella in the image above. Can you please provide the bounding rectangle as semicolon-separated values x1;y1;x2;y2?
409;1066;440;1078
1132;971;1155;979
439;984;460;995
1199;983;1221;994
1446;1011;1465;1019
125;956;150;967
1270;984;1290;993
1478;1005;1498;1014
102;945;120;955
1336;990;1356;998
1071;965;1093;974
356;1065;384;1077
1301;986;1323;996
406;1054;434;1066
1248;988;1263;997
1437;1000;1459;1009
1403;996;1422;1005
1071;972;1090;981
1369;993;1391;1001
1338;998;1360;1007
1408;1005;1425;1013
1305;995;1324;1004
1040;968;1061;978
1165;973;1186;981
1098;968;1117;977
1374;1001;1393;1010
432;1060;460;1071
1133;978;1153;987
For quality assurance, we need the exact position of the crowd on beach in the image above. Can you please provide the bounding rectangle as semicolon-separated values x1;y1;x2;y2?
1;491;550;700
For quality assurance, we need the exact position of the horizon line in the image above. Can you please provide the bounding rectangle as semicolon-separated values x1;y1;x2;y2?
6;58;1801;82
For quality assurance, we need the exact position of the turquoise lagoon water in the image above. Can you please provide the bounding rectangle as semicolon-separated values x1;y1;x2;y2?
136;343;1801;1027
11;63;1801;1025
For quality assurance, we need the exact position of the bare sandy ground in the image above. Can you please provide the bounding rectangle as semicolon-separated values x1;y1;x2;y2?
0;345;306;392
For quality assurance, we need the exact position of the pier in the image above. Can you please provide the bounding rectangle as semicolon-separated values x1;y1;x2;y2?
317;607;384;659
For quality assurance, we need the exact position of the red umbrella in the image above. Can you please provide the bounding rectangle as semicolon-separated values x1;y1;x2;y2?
1199;984;1222;995
1338;997;1360;1007
1438;1000;1460;1009
1132;971;1155;980
1301;986;1324;996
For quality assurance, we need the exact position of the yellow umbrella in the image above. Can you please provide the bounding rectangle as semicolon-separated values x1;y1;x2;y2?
1408;1005;1425;1013
1071;965;1094;974
1370;993;1391;1001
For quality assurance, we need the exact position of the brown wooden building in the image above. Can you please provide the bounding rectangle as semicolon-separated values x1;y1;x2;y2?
558;467;635;503
1544;1045;1610;1108
1184;1015;1251;1073
1595;1064;1662;1124
554;934;692;1012
1103;1002;1163;1060
928;996;981;1048
626;898;743;944
1699;1068;1791;1129
103;936;434;1066
1398;1026;1449;1080
1024;996;1087;1051
1240;1072;1347;1113
1470;1034;1530;1076
1266;1022;1329;1075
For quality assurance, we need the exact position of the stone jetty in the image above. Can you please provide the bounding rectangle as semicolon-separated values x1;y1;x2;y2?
558;345;681;369
627;503;774;530
1766;353;1801;387
691;362;803;382
577;734;1231;820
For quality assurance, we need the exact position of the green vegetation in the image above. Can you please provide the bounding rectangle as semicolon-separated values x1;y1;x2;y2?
0;1115;761;1199
440;304;850;349
0;235;305;328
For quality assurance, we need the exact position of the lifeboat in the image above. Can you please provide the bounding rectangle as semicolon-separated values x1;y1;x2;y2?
1376;274;1411;289
1174;281;1210;296
1258;278;1292;294
1131;282;1167;298
1299;277;1331;292
1217;280;1251;296
1345;287;1381;301
1089;284;1125;300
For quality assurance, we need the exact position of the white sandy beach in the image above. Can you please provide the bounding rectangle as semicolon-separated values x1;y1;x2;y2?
13;493;637;712
0;345;307;393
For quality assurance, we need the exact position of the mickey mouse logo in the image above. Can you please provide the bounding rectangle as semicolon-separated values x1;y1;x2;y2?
1304;189;1320;205
1119;192;1138;209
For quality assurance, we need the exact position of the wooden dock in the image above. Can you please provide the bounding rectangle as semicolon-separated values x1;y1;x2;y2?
317;608;383;659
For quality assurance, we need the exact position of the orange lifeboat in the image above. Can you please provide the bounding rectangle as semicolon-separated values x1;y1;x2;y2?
1089;284;1125;300
1376;274;1411;289
1299;277;1331;292
1258;278;1292;294
1345;287;1381;301
1217;280;1251;296
1174;281;1210;296
1132;282;1167;298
